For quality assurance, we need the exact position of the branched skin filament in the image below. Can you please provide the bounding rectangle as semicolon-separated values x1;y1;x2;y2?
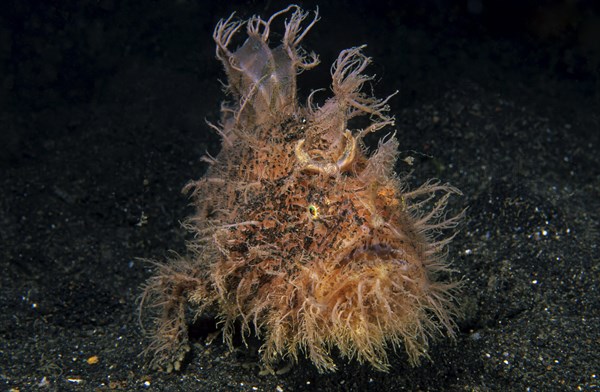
140;5;463;374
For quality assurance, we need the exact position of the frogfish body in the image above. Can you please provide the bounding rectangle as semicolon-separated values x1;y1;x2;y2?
141;5;462;373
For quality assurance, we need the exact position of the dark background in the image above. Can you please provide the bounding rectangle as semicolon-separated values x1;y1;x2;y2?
1;0;598;390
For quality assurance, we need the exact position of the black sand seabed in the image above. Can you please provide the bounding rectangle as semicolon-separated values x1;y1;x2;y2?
1;1;598;391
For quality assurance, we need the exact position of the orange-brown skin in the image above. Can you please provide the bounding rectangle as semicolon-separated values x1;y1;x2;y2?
140;5;463;373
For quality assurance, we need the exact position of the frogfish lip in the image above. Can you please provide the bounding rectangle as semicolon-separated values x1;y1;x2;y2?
343;239;410;268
